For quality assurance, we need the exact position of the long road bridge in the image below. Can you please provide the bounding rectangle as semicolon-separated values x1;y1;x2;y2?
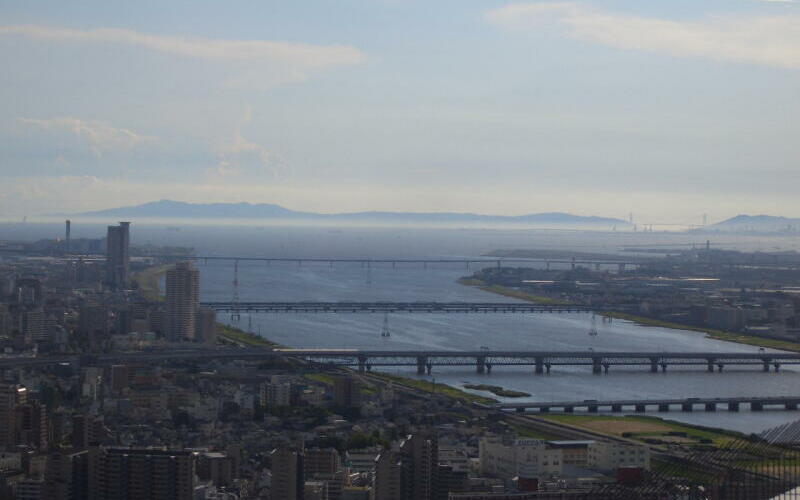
279;349;800;375
201;301;599;314
491;396;800;413
153;255;645;270
5;349;798;375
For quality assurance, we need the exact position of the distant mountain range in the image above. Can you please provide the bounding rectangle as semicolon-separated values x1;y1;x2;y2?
75;200;628;226
709;215;800;232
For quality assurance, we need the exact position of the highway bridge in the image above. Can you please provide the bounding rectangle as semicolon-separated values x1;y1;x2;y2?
153;255;645;270
3;349;798;375
200;301;598;314
491;396;800;413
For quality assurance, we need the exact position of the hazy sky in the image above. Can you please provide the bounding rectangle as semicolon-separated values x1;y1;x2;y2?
1;0;798;223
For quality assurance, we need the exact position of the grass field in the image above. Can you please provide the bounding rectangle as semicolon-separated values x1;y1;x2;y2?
457;279;570;305
539;414;743;447
463;384;531;398
217;324;278;347
367;372;495;405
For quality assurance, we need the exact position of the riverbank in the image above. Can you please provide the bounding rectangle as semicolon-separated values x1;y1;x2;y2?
605;311;800;353
217;323;279;347
461;280;800;352
457;278;569;305
462;383;530;398
366;372;495;405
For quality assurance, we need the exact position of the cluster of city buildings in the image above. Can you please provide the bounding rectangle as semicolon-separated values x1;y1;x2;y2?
0;223;653;499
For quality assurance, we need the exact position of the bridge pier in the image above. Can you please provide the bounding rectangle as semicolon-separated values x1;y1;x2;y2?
681;403;693;412
592;357;603;375
476;356;486;374
763;359;771;372
728;402;739;412
660;363;667;372
603;363;610;374
564;406;574;413
705;403;716;412
358;355;367;373
774;363;781;372
658;404;669;412
588;405;598;413
650;358;659;373
426;364;432;376
539;406;549;413
706;359;715;373
611;404;622;412
752;402;764;411
717;363;724;372
635;404;646;412
534;357;544;375
786;402;797;410
545;363;551;374
416;357;427;375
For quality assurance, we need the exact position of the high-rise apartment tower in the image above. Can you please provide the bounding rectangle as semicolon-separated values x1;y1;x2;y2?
166;262;200;341
105;222;130;289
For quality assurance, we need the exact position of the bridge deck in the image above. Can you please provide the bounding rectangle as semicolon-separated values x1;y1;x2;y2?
201;302;598;313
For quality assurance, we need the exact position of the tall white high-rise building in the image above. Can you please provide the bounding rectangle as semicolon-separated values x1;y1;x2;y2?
166;262;199;341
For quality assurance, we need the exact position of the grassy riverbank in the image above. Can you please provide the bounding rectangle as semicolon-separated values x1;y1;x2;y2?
457;279;570;305
217;324;279;347
367;372;495;405
463;384;531;398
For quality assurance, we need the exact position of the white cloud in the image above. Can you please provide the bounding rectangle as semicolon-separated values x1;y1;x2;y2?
0;24;366;69
211;107;287;179
19;117;154;156
487;2;800;68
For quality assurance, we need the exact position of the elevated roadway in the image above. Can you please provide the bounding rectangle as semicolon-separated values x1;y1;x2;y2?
3;349;798;376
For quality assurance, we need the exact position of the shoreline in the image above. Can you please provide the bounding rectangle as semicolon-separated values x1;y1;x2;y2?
459;279;800;353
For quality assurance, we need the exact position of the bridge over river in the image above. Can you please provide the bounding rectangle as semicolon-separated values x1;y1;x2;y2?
200;301;600;314
3;349;798;375
277;349;800;375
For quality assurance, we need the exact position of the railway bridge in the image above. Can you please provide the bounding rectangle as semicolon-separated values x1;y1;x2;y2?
491;396;800;413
